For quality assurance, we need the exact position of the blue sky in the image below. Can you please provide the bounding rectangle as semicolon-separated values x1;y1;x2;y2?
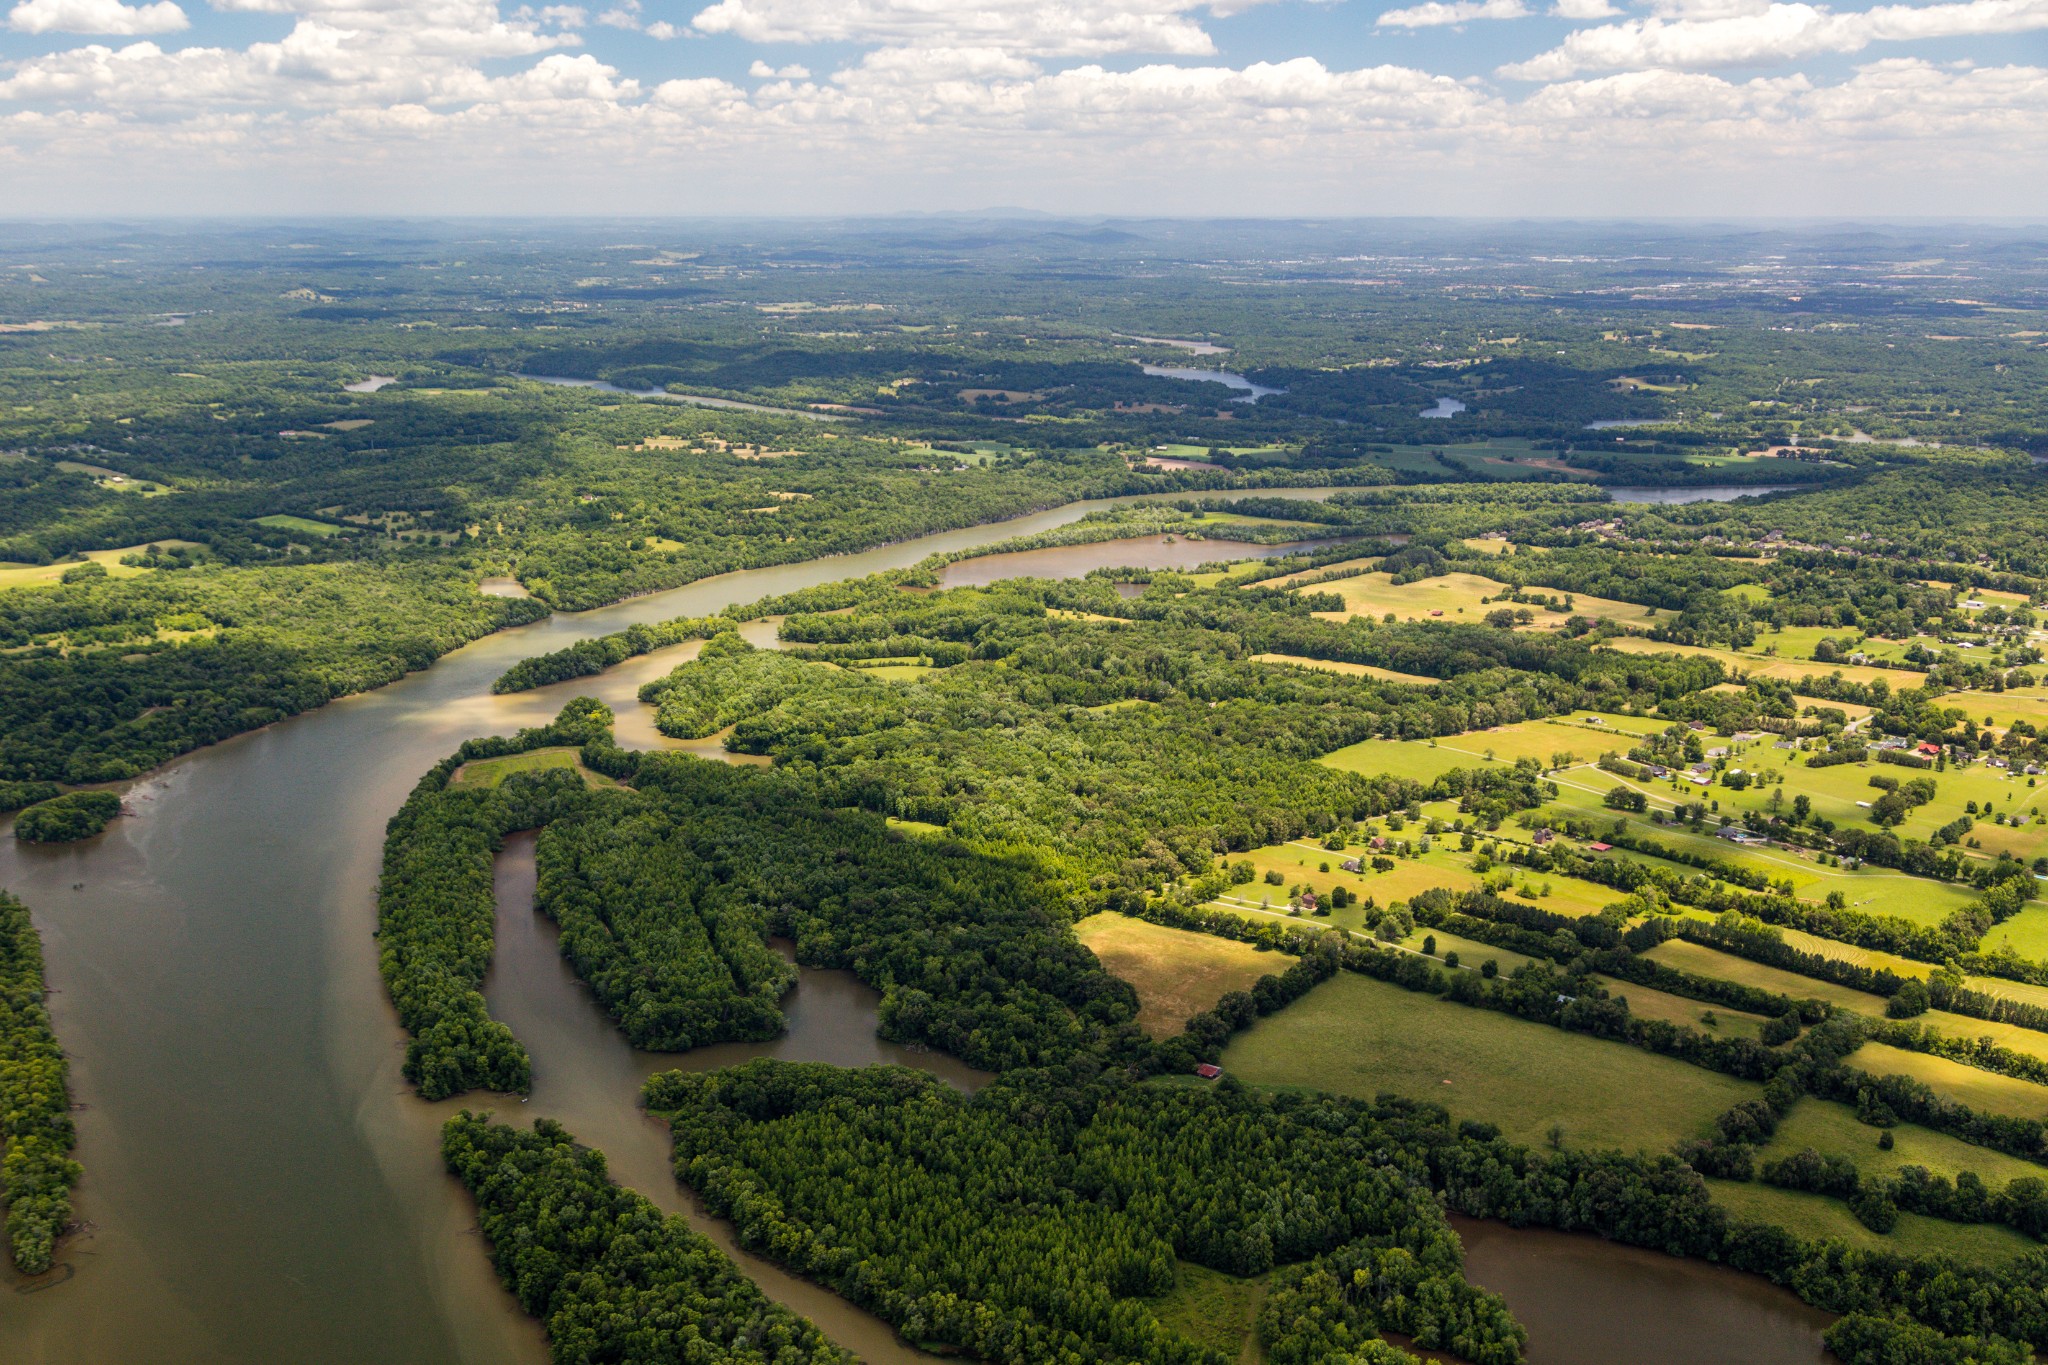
0;0;2044;216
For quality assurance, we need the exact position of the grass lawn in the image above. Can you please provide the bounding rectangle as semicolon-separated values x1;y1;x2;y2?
1596;976;1768;1040
1305;571;1660;631
1642;939;1889;1013
885;817;949;837
1073;913;1284;1038
0;539;208;591
1850;1040;2048;1121
1405;927;1541;977
1320;711;1665;784
1150;1262;1269;1364
1598;636;1923;691
253;514;346;537
852;663;937;682
1250;653;1438;685
1706;1180;2036;1266
1258;555;1382;587
1761;1098;2048;1188
1223;971;1756;1153
448;747;617;791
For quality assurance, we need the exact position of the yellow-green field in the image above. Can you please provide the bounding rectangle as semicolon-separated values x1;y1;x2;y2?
1707;1180;2035;1266
448;747;618;791
1642;939;1889;1013
1761;1099;2048;1189
1320;711;1666;784
1597;636;1924;691
1597;976;1769;1039
253;514;346;537
1223;971;1755;1153
0;539;207;591
1306;571;1661;631
1249;653;1438;685
1073;913;1282;1038
1150;1262;1268;1365
1850;1040;2048;1121
1258;556;1381;588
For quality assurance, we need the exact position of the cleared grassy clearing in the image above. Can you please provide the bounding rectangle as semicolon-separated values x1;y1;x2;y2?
851;663;936;682
1851;1040;2048;1121
448;747;617;791
1305;571;1661;631
1258;555;1382;587
1762;1099;2048;1187
1598;636;1923;691
1321;711;1665;784
1406;928;1540;976
0;539;207;591
1706;1180;2036;1266
1643;939;1888;1013
1073;913;1282;1038
1223;971;1755;1153
1249;653;1438;685
253;514;346;537
1596;976;1768;1040
1151;1263;1269;1365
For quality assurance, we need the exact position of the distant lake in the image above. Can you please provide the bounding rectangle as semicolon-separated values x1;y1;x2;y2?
1140;364;1285;403
1420;397;1467;419
343;375;397;393
1586;419;1674;430
1606;485;1801;504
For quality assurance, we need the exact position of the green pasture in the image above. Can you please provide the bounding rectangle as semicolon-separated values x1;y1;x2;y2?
448;747;616;791
1222;971;1755;1154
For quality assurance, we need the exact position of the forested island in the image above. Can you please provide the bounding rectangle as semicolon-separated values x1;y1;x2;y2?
8;220;2048;1365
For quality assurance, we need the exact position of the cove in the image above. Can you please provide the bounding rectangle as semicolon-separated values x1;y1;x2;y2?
0;485;1336;1365
1452;1217;1833;1365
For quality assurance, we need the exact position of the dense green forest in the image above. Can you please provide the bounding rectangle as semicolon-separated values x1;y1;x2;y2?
0;891;77;1276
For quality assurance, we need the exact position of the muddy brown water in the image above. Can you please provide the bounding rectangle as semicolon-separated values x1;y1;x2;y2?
0;483;1835;1365
0;488;1334;1365
1452;1216;1833;1365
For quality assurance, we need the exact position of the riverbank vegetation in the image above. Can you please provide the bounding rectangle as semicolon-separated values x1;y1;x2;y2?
0;891;78;1276
12;790;120;843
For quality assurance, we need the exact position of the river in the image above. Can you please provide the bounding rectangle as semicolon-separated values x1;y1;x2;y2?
0;487;1339;1365
1;480;1838;1365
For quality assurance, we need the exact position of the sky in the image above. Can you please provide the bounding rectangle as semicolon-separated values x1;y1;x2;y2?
0;0;2043;217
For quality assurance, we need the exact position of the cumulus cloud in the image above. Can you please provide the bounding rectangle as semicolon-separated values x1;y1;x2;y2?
1378;0;1529;26
687;0;1279;56
0;0;2040;214
6;0;187;33
1502;0;2048;78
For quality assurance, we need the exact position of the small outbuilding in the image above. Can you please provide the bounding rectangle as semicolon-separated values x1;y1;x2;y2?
1195;1063;1224;1080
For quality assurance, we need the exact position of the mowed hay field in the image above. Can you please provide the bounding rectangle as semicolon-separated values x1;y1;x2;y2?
1304;571;1661;631
1222;971;1754;1152
1850;1040;2048;1122
1073;914;1282;1038
1320;711;1665;784
1250;653;1439;686
449;747;617;790
1596;635;1924;691
0;539;208;591
1707;1180;2037;1266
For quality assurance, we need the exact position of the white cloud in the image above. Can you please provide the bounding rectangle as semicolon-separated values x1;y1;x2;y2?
1378;0;1528;25
644;17;678;35
0;0;2041;215
6;0;186;33
1551;0;1621;17
687;0;1283;56
1502;0;2048;78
